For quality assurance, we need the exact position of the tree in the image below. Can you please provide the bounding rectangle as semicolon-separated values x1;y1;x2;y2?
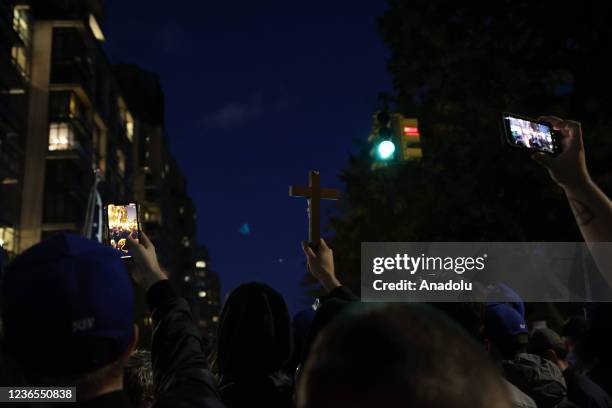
329;0;612;293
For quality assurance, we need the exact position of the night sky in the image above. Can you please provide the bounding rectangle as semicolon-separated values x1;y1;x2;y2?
103;0;392;313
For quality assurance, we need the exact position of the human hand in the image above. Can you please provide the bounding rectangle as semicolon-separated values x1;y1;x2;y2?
301;239;340;293
532;116;591;190
126;231;167;292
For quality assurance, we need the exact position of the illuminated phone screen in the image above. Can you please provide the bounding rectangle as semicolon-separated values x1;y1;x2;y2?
106;203;139;257
504;115;555;154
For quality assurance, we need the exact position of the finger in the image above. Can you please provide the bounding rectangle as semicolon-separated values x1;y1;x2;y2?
301;241;317;259
561;120;582;137
125;235;137;249
139;231;152;248
532;152;553;167
538;116;564;130
319;238;329;250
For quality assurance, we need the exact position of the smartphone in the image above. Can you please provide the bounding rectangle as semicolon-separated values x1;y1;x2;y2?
105;203;140;258
502;113;562;156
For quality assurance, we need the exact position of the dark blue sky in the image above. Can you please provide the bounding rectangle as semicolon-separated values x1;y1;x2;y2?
103;0;392;313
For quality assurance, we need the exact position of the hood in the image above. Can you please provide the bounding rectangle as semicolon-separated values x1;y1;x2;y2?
217;282;292;380
502;353;567;408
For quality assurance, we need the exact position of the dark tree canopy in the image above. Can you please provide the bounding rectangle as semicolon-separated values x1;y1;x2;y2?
328;0;612;292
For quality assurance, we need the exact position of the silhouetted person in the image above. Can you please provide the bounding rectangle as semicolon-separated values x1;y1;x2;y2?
297;303;512;408
529;328;612;408
1;232;225;407
216;282;293;408
534;116;612;395
485;302;572;408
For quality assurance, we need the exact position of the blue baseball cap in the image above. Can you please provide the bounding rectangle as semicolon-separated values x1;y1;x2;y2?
486;284;525;318
485;303;528;344
1;233;134;376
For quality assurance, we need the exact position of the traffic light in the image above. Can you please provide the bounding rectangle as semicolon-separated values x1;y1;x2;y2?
369;111;421;168
376;140;396;160
398;117;422;161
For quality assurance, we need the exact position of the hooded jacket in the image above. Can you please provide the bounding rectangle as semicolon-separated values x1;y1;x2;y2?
216;283;293;408
503;353;572;408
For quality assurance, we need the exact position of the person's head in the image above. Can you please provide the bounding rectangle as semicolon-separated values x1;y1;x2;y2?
298;304;511;408
528;328;569;371
431;301;485;341
123;349;153;408
1;233;138;400
561;315;588;364
484;303;529;360
217;282;292;380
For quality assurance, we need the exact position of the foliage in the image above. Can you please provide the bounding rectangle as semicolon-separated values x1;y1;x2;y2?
329;0;612;293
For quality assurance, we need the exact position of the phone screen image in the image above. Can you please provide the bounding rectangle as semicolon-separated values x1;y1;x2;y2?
106;203;139;257
504;115;556;154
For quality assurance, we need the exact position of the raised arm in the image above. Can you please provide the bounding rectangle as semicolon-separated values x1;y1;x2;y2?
127;233;225;408
533;117;612;286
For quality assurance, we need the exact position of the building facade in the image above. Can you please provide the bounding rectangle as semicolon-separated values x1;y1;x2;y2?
182;245;221;343
0;0;221;343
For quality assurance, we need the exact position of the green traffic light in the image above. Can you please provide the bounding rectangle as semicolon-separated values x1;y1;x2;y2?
377;140;396;160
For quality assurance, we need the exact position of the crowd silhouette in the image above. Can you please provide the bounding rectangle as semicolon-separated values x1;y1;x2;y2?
0;117;611;407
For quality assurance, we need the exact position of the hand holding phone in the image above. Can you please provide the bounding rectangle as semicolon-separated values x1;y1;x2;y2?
105;203;140;258
502;113;562;156
531;116;591;189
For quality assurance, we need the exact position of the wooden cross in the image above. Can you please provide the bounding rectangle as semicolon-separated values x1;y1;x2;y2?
289;170;341;248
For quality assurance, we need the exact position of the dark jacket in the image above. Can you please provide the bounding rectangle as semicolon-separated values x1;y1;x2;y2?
564;366;612;408
147;280;226;408
54;281;224;407
503;353;572;408
298;286;358;371
216;283;293;408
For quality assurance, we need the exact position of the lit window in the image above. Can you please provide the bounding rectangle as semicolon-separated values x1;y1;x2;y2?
0;226;16;253
198;290;207;298
88;14;105;41
179;207;184;215
212;315;219;323
145;151;150;159
13;6;30;45
145;136;150;143
182;236;190;247
69;93;82;118
184;275;191;282
124;110;134;142
117;149;126;177
144;212;150;221
48;122;74;150
11;45;28;78
165;164;169;172
118;97;134;142
143;316;152;326
126;118;134;142
196;260;206;269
